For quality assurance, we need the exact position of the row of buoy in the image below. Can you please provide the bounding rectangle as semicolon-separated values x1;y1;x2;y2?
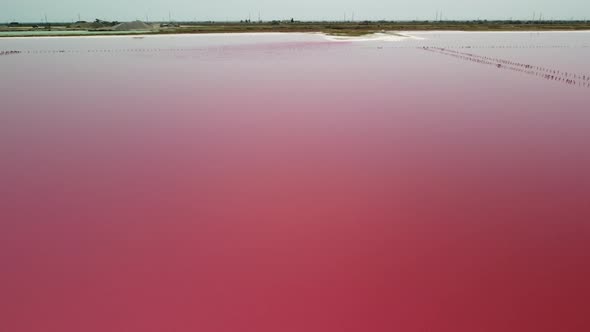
0;50;21;56
421;47;589;89
430;47;590;81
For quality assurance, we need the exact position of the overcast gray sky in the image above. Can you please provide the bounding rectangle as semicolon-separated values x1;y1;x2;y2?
2;0;589;22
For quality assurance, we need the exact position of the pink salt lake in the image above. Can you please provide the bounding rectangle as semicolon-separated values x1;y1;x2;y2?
1;31;590;332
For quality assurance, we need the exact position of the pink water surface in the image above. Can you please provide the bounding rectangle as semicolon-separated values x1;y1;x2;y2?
1;32;590;332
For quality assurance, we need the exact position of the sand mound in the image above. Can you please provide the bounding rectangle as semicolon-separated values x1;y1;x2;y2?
112;21;153;31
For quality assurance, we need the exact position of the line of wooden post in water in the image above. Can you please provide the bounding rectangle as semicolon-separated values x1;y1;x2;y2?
382;44;590;49
2;45;589;88
0;45;342;58
1;41;589;59
425;45;589;49
0;50;22;56
2;42;589;58
433;47;590;81
421;46;590;88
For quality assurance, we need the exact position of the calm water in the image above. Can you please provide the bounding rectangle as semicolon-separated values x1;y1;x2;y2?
1;32;590;332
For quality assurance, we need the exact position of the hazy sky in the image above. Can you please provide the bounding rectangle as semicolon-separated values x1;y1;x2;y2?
3;0;589;22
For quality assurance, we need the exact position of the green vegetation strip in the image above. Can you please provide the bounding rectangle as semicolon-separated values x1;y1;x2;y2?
1;21;590;38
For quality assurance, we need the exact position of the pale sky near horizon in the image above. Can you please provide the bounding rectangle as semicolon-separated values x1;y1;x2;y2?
2;0;589;23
